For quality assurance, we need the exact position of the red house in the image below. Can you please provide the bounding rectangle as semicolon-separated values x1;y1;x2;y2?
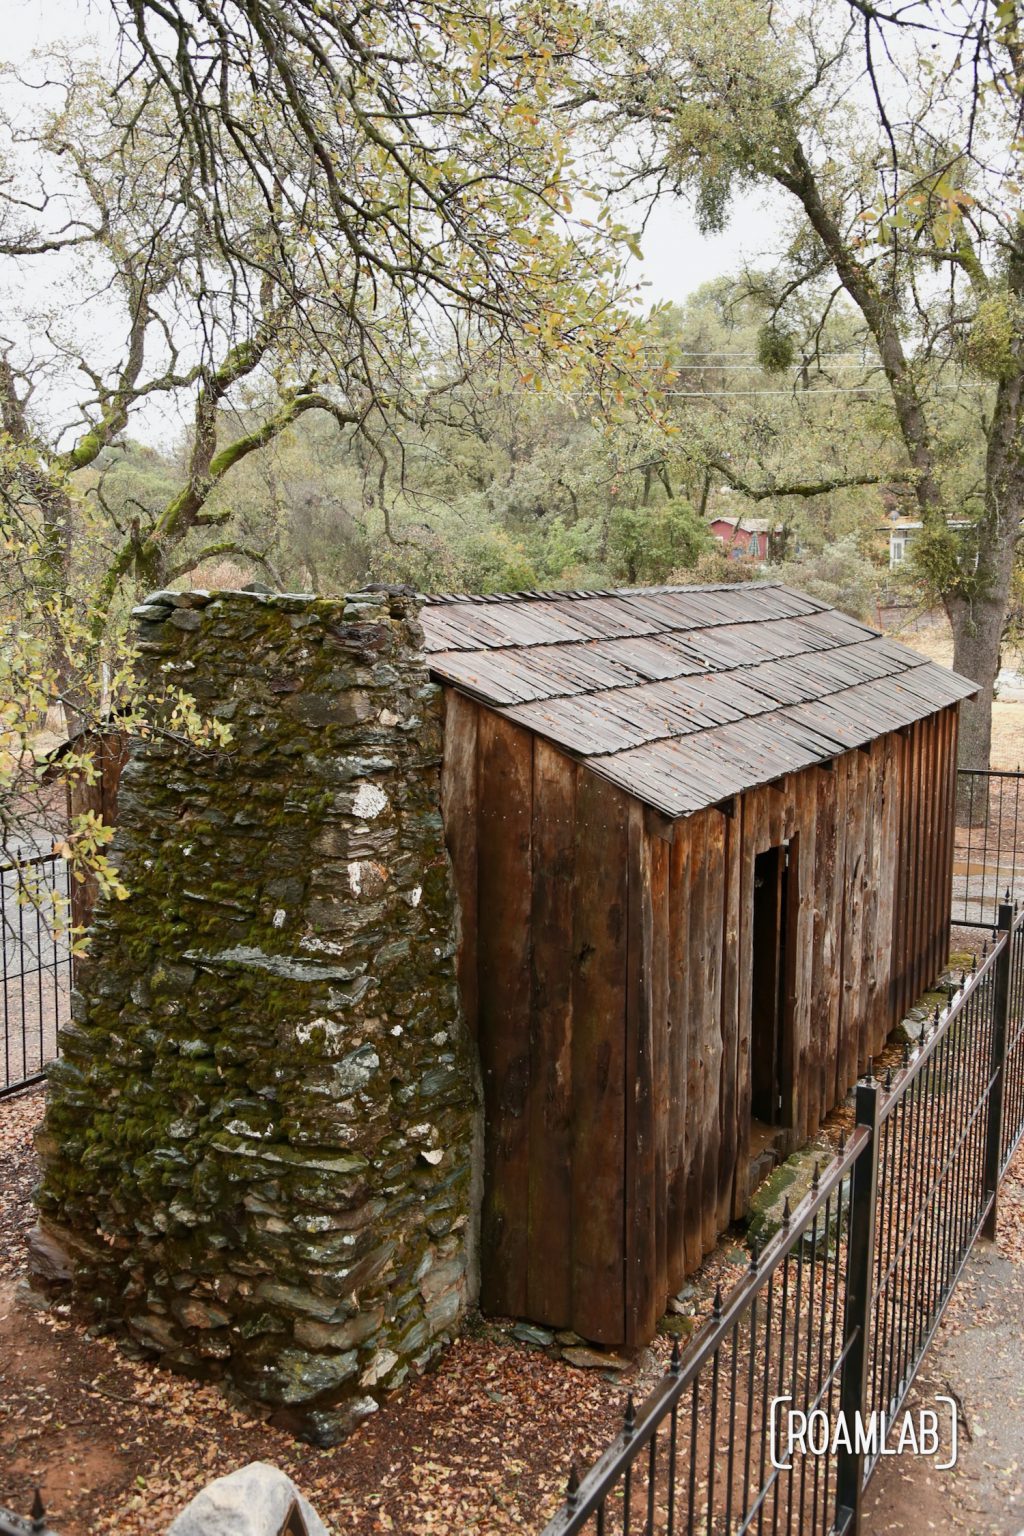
709;516;778;561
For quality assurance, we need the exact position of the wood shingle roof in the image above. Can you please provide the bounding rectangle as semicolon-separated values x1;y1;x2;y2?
419;584;976;817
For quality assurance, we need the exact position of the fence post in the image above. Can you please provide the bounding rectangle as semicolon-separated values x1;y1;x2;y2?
982;901;1013;1239
835;1074;882;1535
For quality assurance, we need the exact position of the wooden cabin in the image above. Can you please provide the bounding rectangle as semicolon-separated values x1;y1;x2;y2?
420;583;975;1349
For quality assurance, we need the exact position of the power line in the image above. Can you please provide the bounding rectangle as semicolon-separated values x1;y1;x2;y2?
664;386;894;397
665;383;972;398
648;348;876;359
667;363;882;373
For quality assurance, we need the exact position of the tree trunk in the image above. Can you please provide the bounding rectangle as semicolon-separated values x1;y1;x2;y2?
949;364;1024;819
949;593;1001;764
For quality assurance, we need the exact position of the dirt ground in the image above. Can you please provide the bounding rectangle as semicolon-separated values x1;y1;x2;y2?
6;1078;1022;1535
0;1085;752;1534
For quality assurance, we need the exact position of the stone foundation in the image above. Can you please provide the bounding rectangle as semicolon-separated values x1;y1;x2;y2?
32;587;479;1444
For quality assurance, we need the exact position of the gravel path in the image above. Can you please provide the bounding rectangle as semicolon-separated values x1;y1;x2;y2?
865;1143;1024;1535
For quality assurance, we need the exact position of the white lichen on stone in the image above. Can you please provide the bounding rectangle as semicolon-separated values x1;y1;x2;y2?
347;861;363;896
352;782;389;820
300;933;346;956
296;1214;334;1232
295;1017;346;1047
225;1119;273;1139
273;908;286;928
408;885;422;907
332;1045;380;1093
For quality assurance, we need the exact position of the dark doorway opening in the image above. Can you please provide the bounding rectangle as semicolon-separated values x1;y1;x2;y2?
750;840;796;1127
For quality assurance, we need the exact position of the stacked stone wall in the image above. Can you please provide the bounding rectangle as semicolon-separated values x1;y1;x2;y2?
32;587;478;1444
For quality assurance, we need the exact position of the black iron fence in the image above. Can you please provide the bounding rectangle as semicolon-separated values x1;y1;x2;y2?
0;1488;56;1535
1;852;71;1098
954;768;1024;928
542;902;1024;1536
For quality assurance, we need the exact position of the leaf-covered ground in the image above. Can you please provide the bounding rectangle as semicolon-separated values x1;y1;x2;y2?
0;1087;744;1534
3;1086;1022;1533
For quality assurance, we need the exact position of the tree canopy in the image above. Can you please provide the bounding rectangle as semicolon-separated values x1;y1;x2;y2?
599;0;1024;768
0;0;645;874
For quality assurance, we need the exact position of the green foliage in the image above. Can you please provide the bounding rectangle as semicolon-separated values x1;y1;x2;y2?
963;296;1024;383
0;14;652;892
607;498;712;583
757;324;796;374
0;458;231;938
775;535;878;620
905;520;986;607
367;515;541;595
670;546;759;585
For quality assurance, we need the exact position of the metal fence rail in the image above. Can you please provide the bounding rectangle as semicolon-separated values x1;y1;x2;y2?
1;852;71;1098
865;948;998;1476
542;904;1024;1536
954;769;1024;927
547;1139;860;1536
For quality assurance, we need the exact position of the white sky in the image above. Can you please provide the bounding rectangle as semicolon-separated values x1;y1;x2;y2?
3;0;784;445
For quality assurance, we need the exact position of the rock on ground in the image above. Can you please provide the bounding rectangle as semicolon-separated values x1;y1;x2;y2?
166;1462;329;1536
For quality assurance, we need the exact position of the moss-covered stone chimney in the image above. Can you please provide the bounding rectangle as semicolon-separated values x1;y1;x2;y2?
31;586;478;1445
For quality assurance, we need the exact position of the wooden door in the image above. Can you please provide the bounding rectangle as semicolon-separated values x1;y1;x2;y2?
750;840;796;1127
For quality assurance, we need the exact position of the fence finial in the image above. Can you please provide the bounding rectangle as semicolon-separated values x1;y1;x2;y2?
623;1393;636;1439
30;1489;46;1534
884;1067;893;1091
839;1129;847;1155
903;1040;911;1065
749;1237;760;1270
972;952;978;972
812;1160;820;1190
782;1196;791;1228
566;1464;580;1510
670;1335;682;1374
933;1003;941;1028
864;1057;875;1083
712;1283;723;1319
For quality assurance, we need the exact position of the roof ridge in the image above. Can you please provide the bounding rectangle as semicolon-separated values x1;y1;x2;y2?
417;581;786;608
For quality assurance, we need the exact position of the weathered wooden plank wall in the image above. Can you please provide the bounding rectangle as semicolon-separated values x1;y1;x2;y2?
440;688;961;1348
888;709;960;1021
